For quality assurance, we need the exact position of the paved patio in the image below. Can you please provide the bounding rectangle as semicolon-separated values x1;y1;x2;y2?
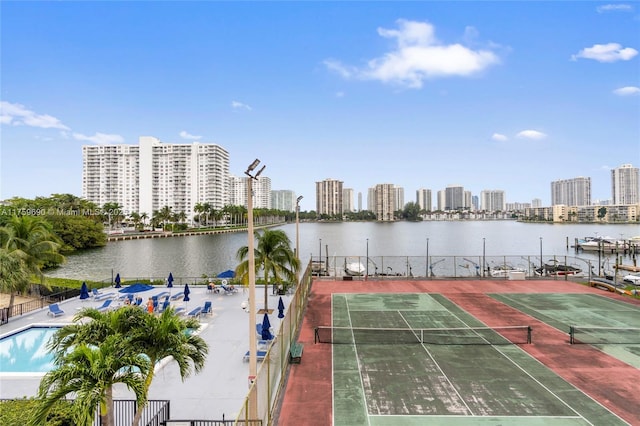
0;284;291;421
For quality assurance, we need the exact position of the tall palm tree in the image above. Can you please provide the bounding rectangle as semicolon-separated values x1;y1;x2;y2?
31;335;150;426
235;229;300;311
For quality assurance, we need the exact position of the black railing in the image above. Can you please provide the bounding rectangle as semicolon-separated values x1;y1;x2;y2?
163;421;261;426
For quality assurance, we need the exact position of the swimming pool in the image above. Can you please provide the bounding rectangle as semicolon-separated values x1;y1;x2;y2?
0;325;60;374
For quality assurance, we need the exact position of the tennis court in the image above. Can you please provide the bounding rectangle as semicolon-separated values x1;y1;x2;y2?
325;292;627;425
276;280;640;426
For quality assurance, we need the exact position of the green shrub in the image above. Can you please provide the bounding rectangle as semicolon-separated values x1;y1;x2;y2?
0;398;74;426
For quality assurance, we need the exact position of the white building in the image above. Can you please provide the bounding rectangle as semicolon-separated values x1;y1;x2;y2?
342;188;354;213
480;190;506;212
83;136;229;222
271;190;296;212
611;164;639;205
551;177;591;206
373;183;396;221
416;188;432;211
229;175;271;209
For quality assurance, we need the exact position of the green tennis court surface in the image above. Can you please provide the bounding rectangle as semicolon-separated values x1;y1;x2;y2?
328;293;627;425
491;293;640;368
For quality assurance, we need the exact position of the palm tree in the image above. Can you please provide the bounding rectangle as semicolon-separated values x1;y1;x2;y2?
47;306;208;426
235;229;300;311
31;335;150;426
0;248;29;310
128;308;208;426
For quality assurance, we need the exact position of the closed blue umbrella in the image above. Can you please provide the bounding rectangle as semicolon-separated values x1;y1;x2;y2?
79;282;90;300
261;313;273;340
183;284;190;302
167;272;174;288
114;273;121;288
277;296;285;318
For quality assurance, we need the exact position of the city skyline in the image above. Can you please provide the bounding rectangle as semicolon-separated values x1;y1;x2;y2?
1;2;638;211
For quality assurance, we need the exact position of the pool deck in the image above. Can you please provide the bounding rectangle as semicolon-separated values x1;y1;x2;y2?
0;284;291;421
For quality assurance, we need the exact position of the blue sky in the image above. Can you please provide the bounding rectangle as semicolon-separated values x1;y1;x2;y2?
1;1;638;211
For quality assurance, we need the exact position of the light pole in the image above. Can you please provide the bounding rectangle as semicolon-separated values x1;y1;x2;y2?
482;238;486;277
295;196;303;281
245;158;265;419
426;238;429;278
539;237;543;272
366;238;369;278
319;238;322;266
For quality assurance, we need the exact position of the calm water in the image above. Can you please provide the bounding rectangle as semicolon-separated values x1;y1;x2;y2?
46;221;638;281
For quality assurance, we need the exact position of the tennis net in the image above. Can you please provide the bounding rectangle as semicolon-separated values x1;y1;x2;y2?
569;326;640;345
314;325;532;345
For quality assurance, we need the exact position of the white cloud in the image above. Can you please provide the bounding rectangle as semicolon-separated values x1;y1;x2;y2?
325;19;501;89
231;101;252;111
516;130;547;140
491;133;508;141
73;132;124;145
596;4;633;13
613;86;640;96
179;130;202;140
0;101;70;130
571;43;638;62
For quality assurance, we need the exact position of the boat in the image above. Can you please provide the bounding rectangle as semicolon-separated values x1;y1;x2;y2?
344;259;366;276
577;236;626;252
489;265;526;278
535;263;582;277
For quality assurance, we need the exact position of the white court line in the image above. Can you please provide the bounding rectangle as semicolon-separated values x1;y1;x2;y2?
345;295;373;426
443;306;597;426
397;310;475;416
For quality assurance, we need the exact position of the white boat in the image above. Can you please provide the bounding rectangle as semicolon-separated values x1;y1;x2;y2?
344;259;366;276
578;237;625;252
489;265;526;278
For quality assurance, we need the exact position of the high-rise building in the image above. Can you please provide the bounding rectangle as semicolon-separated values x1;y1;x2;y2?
416;188;432;211
373;183;396;221
82;136;229;221
551;177;591;206
316;178;343;217
367;187;376;211
611;164;639;205
357;192;362;212
445;185;465;210
394;187;405;211
343;188;354;212
480;190;506;211
532;198;542;208
229;175;271;209
271;190;296;212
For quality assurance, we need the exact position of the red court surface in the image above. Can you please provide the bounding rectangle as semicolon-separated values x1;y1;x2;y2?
275;279;640;425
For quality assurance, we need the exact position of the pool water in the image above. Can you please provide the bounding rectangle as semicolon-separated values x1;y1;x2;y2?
0;326;59;373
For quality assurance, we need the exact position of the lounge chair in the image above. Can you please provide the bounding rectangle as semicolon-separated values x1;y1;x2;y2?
158;299;170;312
187;306;202;318
47;303;65;317
170;292;184;301
174;307;186;315
94;291;114;301
243;350;267;362
96;299;113;312
154;291;170;300
221;284;238;295
201;301;212;316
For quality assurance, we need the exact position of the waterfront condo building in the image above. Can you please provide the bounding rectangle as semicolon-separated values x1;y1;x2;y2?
416;188;432;212
271;190;296;212
611;164;639;205
373;183;396;221
82;136;229;222
343;188;354;213
445;185;465;211
229;175;272;209
316;178;343;217
550;177;591;206
480;190;506;212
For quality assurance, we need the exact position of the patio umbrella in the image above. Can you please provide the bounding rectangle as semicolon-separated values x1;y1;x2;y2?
261;312;273;340
118;283;154;293
167;272;174;288
183;284;190;302
79;282;90;300
277;296;285;318
114;273;121;288
216;269;235;279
